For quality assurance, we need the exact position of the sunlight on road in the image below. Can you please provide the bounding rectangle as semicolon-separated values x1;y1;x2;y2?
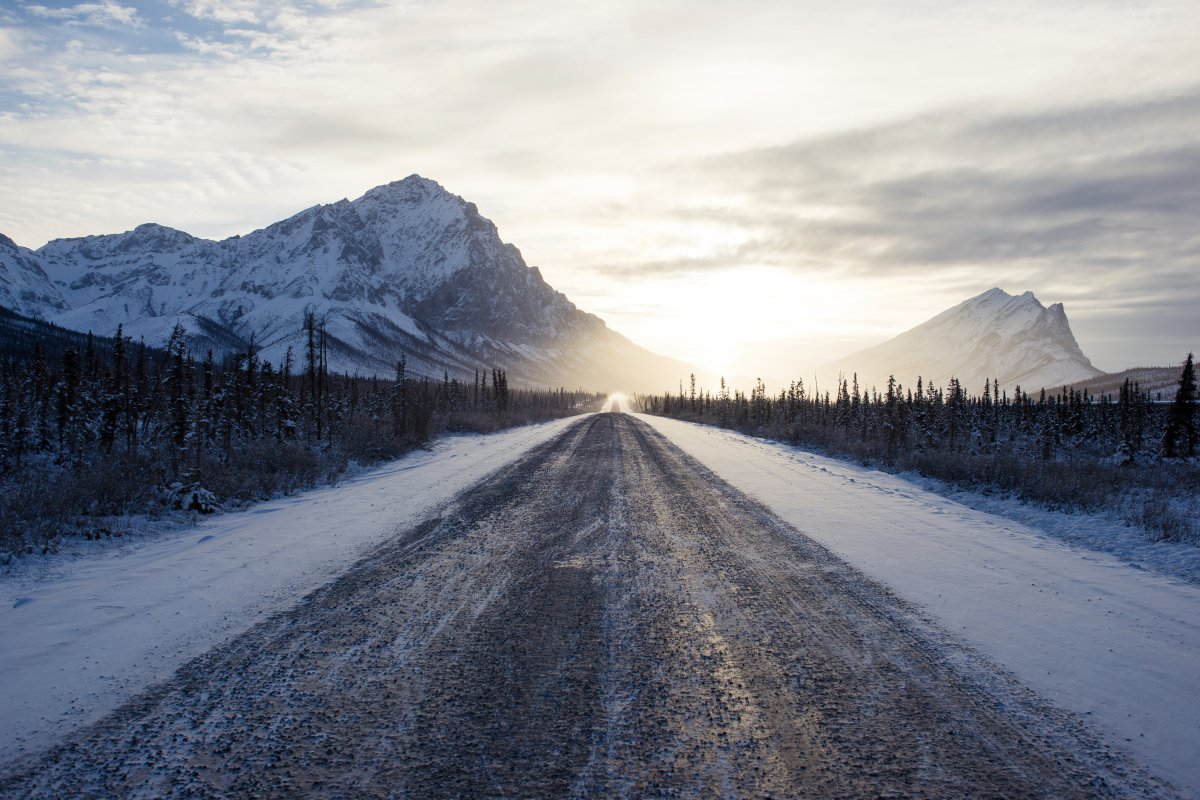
602;393;629;413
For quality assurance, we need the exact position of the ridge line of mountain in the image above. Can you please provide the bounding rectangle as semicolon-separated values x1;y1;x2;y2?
813;286;1103;393
0;175;689;393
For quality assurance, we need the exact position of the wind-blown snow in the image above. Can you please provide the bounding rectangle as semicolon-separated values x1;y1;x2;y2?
638;413;1200;796
0;415;584;770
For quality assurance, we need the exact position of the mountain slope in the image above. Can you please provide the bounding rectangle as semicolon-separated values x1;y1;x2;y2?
816;288;1103;393
0;305;159;367
1066;365;1184;402
10;176;686;391
0;234;67;318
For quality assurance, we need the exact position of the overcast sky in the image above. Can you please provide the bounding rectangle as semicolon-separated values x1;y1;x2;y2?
1;0;1197;378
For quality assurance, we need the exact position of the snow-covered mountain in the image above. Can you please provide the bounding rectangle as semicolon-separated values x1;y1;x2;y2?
816;288;1103;394
5;176;686;391
0;234;67;318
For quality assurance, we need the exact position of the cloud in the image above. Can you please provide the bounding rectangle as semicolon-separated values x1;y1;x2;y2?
584;90;1200;367
615;92;1200;288
25;1;141;28
173;30;242;56
0;27;22;61
174;0;264;25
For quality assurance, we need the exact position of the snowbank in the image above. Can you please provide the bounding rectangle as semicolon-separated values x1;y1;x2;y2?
0;415;586;768
637;414;1200;796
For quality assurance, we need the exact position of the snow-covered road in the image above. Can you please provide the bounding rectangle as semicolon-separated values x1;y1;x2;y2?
1;413;1163;798
637;414;1200;795
2;410;1198;796
0;416;584;769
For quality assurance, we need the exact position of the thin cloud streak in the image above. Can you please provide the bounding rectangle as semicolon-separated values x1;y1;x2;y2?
25;1;141;28
670;92;1200;270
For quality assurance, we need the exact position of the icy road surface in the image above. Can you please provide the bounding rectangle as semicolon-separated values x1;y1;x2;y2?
0;413;1172;798
0;415;585;769
635;414;1200;795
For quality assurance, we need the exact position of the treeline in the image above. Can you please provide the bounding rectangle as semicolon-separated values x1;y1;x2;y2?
1;316;603;556
640;355;1198;544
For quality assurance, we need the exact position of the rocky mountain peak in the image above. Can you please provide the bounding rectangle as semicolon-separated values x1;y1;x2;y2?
0;234;67;316
361;173;447;200
0;177;687;391
818;288;1102;393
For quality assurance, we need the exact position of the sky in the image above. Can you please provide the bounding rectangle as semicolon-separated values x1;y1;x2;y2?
1;0;1197;380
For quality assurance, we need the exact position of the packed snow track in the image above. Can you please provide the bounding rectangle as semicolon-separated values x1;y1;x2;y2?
0;413;1170;798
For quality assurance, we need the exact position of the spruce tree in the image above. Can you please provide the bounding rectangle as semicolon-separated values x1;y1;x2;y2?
1117;378;1140;465
1163;353;1197;458
57;347;79;455
393;357;407;437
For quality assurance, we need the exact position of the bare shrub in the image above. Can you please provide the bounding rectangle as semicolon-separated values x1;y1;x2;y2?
0;469;73;553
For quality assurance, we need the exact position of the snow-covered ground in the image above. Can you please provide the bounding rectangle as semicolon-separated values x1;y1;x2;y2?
637;414;1200;795
0;415;584;769
5;410;1199;794
902;471;1200;585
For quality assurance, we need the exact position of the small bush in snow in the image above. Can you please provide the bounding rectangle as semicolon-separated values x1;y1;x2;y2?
159;483;220;514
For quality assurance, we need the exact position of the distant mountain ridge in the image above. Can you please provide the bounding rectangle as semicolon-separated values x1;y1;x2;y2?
0;176;686;391
816;288;1103;394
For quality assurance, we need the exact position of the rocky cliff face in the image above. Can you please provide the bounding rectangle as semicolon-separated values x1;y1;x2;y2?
6;176;685;391
817;288;1103;393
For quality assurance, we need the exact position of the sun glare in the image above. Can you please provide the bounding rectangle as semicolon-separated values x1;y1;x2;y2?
593;267;898;383
602;392;629;412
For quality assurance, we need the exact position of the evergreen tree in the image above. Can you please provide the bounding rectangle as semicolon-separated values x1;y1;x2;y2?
392;356;407;437
57;346;80;455
884;375;899;464
165;324;190;474
1163;353;1197;458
